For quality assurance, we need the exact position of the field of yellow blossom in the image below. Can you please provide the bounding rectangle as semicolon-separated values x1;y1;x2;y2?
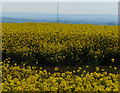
1;23;120;92
1;58;120;92
2;23;120;66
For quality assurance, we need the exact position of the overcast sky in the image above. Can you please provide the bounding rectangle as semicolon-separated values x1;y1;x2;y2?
1;0;120;2
1;2;118;15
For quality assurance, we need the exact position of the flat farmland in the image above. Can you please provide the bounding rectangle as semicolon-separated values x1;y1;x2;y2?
1;23;120;92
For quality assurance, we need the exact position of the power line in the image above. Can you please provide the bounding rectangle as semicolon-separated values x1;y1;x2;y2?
57;2;59;23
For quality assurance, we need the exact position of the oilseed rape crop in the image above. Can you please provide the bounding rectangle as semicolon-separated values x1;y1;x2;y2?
1;23;120;92
2;23;120;66
1;59;120;92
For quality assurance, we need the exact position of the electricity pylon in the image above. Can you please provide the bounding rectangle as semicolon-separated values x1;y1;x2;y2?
57;2;59;23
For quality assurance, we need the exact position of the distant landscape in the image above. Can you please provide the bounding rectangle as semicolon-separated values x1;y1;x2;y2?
0;12;118;25
2;2;120;92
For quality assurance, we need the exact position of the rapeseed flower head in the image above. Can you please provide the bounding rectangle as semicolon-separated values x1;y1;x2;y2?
111;58;114;63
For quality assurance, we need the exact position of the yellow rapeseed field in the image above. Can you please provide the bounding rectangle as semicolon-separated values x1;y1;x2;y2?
1;23;120;92
2;23;119;66
1;59;120;92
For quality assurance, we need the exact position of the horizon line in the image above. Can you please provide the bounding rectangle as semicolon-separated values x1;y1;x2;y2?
1;12;118;15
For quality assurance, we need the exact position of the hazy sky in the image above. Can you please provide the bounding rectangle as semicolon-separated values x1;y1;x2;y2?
1;0;120;2
1;2;118;15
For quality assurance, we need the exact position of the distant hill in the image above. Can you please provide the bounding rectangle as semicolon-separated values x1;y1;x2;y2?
0;13;118;25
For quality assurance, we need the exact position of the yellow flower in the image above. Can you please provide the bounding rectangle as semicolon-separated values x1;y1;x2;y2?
78;67;82;70
110;66;112;68
5;58;8;61
77;70;80;72
54;67;59;71
102;69;104;71
86;65;89;68
32;67;35;69
14;63;17;66
73;70;76;73
7;61;10;63
61;73;65;77
96;67;99;71
114;67;117;70
95;56;97;58
99;78;103;81
111;58;114;63
48;72;51;75
36;62;38;64
83;70;86;73
103;71;107;75
40;67;42;70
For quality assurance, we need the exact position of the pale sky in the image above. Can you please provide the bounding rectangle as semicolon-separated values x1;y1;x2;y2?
1;0;120;2
1;2;118;15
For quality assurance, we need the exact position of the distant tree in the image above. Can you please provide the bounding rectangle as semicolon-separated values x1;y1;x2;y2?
108;22;115;25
